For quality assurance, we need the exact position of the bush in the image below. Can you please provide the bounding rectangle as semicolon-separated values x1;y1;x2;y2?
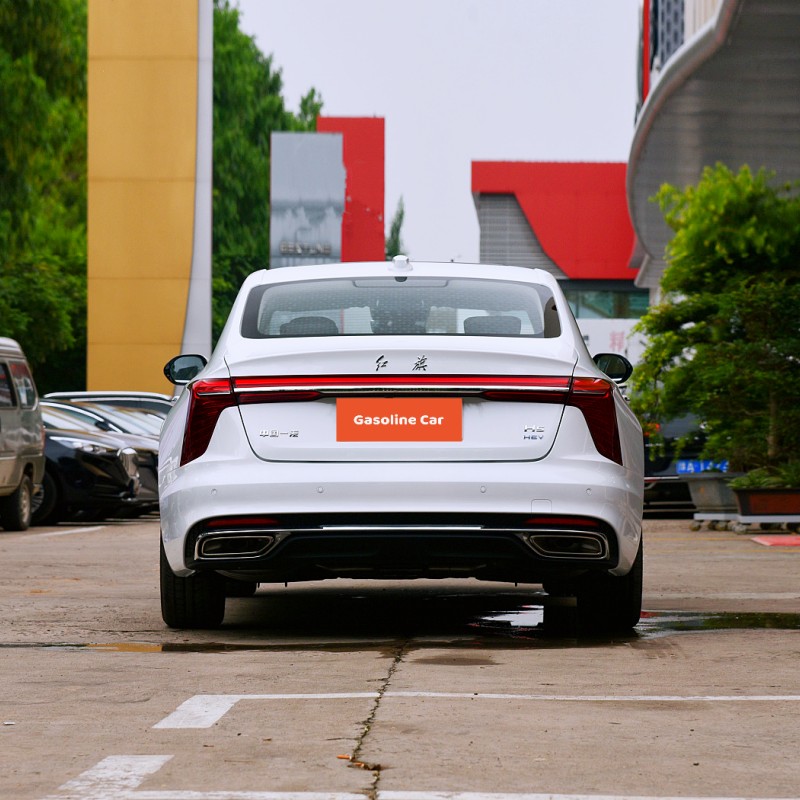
631;164;800;474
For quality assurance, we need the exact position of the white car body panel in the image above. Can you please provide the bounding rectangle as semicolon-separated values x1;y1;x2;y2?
238;398;565;462
160;402;642;577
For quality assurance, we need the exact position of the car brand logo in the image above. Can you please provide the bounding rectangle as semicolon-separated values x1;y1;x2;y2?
374;355;429;371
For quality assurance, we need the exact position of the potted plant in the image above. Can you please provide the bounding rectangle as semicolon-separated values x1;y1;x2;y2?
630;164;800;507
728;463;800;516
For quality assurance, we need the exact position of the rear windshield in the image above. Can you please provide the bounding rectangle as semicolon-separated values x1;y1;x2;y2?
241;277;561;339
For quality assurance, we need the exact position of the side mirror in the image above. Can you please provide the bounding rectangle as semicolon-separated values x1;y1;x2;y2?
163;354;207;386
593;353;633;384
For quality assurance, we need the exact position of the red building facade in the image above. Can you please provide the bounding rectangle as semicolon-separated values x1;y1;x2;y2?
317;117;385;262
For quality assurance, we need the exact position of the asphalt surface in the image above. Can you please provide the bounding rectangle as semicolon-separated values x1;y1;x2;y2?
1;515;798;799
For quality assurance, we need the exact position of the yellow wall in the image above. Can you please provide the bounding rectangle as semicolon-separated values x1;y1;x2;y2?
87;0;201;391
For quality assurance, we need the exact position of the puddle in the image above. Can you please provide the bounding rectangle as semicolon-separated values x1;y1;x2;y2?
636;610;800;634
411;654;497;666
471;605;800;642
2;609;797;654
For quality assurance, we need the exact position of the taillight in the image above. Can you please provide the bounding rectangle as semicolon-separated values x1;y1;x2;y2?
180;374;622;466
238;390;321;404
480;376;622;465
232;375;571;393
479;376;571;402
568;378;622;465
524;516;600;528
205;516;280;528
181;379;237;465
181;378;322;465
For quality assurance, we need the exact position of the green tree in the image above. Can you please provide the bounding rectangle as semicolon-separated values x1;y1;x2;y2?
0;0;87;391
385;197;406;259
631;163;800;472
212;0;321;340
1;1;321;386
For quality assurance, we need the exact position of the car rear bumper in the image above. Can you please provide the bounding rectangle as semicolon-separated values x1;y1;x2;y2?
160;457;643;580
182;512;618;584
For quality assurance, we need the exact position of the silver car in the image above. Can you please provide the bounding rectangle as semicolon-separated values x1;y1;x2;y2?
0;338;44;531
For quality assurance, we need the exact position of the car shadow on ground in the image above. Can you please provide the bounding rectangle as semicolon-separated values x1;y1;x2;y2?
212;583;631;647
181;584;800;651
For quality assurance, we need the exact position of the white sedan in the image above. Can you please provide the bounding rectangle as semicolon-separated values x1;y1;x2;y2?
159;258;644;631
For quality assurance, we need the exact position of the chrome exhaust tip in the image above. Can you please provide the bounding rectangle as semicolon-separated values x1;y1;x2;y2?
525;532;609;560
195;531;277;560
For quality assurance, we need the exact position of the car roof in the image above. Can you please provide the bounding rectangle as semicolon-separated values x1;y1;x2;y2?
240;260;561;290
0;337;27;359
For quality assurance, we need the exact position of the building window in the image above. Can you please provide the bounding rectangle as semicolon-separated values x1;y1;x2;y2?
562;281;649;320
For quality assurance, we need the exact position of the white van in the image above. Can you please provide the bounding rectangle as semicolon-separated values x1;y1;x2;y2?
0;338;44;530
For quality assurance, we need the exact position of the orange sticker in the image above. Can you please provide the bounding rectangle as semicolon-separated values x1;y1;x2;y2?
337;397;462;442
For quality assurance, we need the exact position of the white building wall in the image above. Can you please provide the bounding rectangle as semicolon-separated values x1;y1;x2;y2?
685;0;723;38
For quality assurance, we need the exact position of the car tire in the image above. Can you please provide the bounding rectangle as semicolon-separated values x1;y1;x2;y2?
160;537;225;629
0;475;33;532
32;470;63;526
576;535;643;634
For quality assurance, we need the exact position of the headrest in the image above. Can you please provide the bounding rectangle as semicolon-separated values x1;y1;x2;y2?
280;316;339;336
462;315;521;336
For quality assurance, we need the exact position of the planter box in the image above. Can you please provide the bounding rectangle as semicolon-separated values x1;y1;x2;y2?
734;488;800;516
686;474;738;514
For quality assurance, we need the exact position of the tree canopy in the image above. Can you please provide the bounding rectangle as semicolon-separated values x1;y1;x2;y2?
631;163;800;472
385;197;406;259
0;0;87;390
1;0;323;387
0;3;411;388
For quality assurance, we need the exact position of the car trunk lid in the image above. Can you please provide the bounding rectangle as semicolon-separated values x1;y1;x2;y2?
225;342;578;462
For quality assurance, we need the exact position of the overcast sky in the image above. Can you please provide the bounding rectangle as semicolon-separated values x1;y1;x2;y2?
235;0;641;263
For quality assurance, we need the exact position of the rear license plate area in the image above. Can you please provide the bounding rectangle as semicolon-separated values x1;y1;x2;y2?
336;397;462;442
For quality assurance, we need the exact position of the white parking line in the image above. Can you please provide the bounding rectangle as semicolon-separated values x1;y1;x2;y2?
42;754;363;799
42;755;800;800
42;755;171;798
652;592;800;601
153;692;800;729
33;526;106;538
383;795;800;800
383;796;800;800
153;693;379;729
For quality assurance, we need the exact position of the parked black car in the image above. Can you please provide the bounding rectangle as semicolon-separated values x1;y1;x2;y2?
32;404;160;525
40;401;160;505
33;423;140;525
643;415;704;514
